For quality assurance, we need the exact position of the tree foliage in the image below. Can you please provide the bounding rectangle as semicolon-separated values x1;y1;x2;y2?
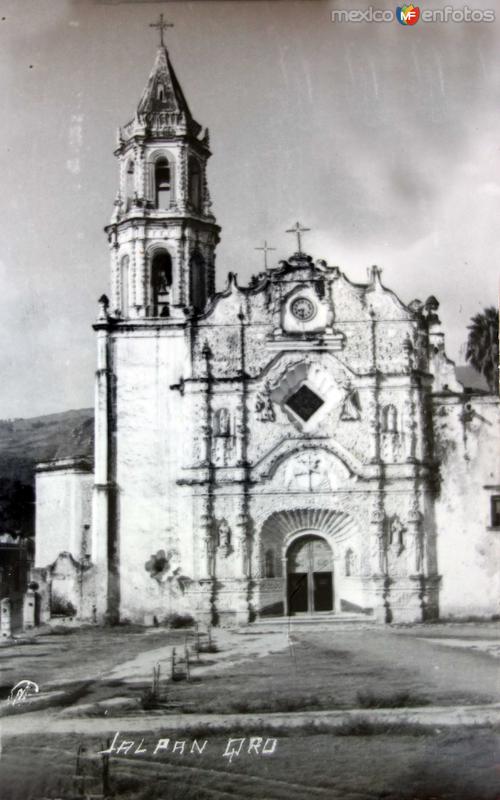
466;306;499;394
0;478;35;536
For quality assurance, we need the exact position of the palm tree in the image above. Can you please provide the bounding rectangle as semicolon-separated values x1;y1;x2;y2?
466;306;499;393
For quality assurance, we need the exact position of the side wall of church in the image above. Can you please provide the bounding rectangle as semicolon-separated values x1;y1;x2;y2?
110;327;195;623
433;394;500;618
35;462;93;568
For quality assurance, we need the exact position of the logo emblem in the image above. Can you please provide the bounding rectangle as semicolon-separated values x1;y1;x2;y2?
396;5;420;25
8;680;40;706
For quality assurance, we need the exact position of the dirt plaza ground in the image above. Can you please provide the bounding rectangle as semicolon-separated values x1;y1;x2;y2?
1;621;500;799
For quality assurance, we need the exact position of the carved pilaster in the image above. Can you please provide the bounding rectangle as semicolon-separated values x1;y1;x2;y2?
207;253;216;298
197;346;215;582
369;493;386;576
201;341;213;467
178;144;188;212
366;393;379;463
135;142;146;200
235;310;252;620
236;309;249;468
119;155;127;200
370;492;391;624
91;324;113;621
406;494;424;574
110;242;120;313
181;233;193;308
201;509;215;577
173;235;184;307
129;232;137;312
202;160;212;216
368;312;382;463
135;236;146;315
404;384;418;462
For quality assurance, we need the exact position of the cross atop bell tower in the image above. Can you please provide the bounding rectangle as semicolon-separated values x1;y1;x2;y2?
105;29;220;321
149;13;173;47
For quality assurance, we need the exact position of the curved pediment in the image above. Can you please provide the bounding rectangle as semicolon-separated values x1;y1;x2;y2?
253;438;372;485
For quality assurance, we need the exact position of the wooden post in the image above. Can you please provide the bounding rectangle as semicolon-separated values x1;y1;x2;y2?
102;738;110;797
152;663;160;698
195;622;200;661
73;743;85;797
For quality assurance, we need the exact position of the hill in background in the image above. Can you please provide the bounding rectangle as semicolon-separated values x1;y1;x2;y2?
0;362;488;538
0;408;93;536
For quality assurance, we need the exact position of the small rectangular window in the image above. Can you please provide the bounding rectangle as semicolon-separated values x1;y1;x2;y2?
491;495;500;528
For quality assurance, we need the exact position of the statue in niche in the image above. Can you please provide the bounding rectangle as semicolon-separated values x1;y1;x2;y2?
206;534;216;578
340;384;361;421
214;408;231;437
255;381;275;422
388;515;406;556
213;408;234;466
382;405;398;433
217;519;232;557
344;547;357;576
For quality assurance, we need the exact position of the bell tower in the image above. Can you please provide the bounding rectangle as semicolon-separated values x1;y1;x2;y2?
105;17;220;318
92;20;221;624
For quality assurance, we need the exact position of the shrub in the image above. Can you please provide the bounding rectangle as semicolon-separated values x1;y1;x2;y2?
196;641;219;654
47;625;75;635
164;612;195;629
335;719;436;737
141;687;161;710
356;690;429;709
50;593;76;617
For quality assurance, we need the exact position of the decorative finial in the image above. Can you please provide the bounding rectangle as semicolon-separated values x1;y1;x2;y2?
149;13;174;47
286;221;310;255
98;294;109;321
255;240;276;270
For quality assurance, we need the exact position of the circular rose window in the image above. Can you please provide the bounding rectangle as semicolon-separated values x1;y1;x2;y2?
290;296;316;322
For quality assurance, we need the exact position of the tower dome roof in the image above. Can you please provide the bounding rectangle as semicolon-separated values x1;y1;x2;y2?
120;45;202;143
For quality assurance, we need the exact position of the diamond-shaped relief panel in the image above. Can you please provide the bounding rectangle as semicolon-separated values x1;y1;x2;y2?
285;384;324;422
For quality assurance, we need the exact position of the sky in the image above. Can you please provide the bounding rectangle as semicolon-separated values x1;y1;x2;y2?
0;0;499;418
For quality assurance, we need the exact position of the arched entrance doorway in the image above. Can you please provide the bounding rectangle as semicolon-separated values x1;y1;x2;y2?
287;534;333;614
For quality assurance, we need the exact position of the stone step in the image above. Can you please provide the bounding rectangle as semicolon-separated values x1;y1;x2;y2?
246;612;376;629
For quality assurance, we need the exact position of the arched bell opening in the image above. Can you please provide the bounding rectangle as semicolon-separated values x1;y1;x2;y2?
188;156;202;213
154;158;171;209
120;254;130;316
125;160;135;210
150;250;172;317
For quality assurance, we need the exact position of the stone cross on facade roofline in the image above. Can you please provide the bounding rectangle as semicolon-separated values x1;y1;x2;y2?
149;13;174;47
255;240;276;270
286;221;311;255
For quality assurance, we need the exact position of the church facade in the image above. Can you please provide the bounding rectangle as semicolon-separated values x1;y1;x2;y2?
34;40;500;626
